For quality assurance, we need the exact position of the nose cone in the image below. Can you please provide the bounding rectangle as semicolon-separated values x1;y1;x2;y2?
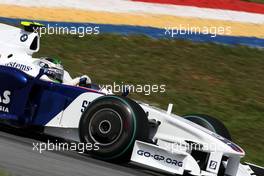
211;133;245;156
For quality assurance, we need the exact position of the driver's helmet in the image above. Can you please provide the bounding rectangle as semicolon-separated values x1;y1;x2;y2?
38;57;64;83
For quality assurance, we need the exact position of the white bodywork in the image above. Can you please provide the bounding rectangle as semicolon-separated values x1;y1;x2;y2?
0;23;39;56
0;23;92;86
44;93;249;176
0;23;257;176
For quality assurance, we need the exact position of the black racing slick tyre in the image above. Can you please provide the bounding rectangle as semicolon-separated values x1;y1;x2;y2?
79;95;149;162
183;114;232;141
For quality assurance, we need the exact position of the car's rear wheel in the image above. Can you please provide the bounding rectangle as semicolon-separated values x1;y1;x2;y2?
79;95;149;162
183;114;232;140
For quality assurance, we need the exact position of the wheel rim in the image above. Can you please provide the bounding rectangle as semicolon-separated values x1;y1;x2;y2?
88;108;123;146
99;120;112;134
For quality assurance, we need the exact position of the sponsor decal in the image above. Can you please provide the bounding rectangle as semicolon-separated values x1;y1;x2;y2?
209;160;218;170
0;90;11;113
45;68;64;75
5;62;32;72
81;100;91;113
20;34;28;42
137;150;183;167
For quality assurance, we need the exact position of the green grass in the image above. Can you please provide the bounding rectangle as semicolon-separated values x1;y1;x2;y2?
0;170;9;176
35;34;264;166
243;0;264;3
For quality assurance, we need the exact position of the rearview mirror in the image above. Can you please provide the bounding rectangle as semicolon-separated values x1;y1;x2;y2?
36;68;47;80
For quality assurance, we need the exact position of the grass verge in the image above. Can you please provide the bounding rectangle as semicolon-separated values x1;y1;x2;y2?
35;34;264;166
243;0;264;3
0;170;9;176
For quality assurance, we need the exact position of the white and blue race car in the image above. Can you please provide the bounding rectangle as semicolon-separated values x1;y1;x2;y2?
0;22;263;176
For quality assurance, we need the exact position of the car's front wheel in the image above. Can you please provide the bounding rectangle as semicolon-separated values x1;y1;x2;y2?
79;95;149;162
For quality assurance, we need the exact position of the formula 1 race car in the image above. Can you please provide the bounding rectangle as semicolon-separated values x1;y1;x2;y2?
0;22;263;176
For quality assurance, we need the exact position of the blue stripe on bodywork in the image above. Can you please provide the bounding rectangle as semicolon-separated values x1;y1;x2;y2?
29;78;103;125
0;66;103;126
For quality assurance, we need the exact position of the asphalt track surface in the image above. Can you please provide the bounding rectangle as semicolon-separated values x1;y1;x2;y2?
1;126;262;176
0;127;167;176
